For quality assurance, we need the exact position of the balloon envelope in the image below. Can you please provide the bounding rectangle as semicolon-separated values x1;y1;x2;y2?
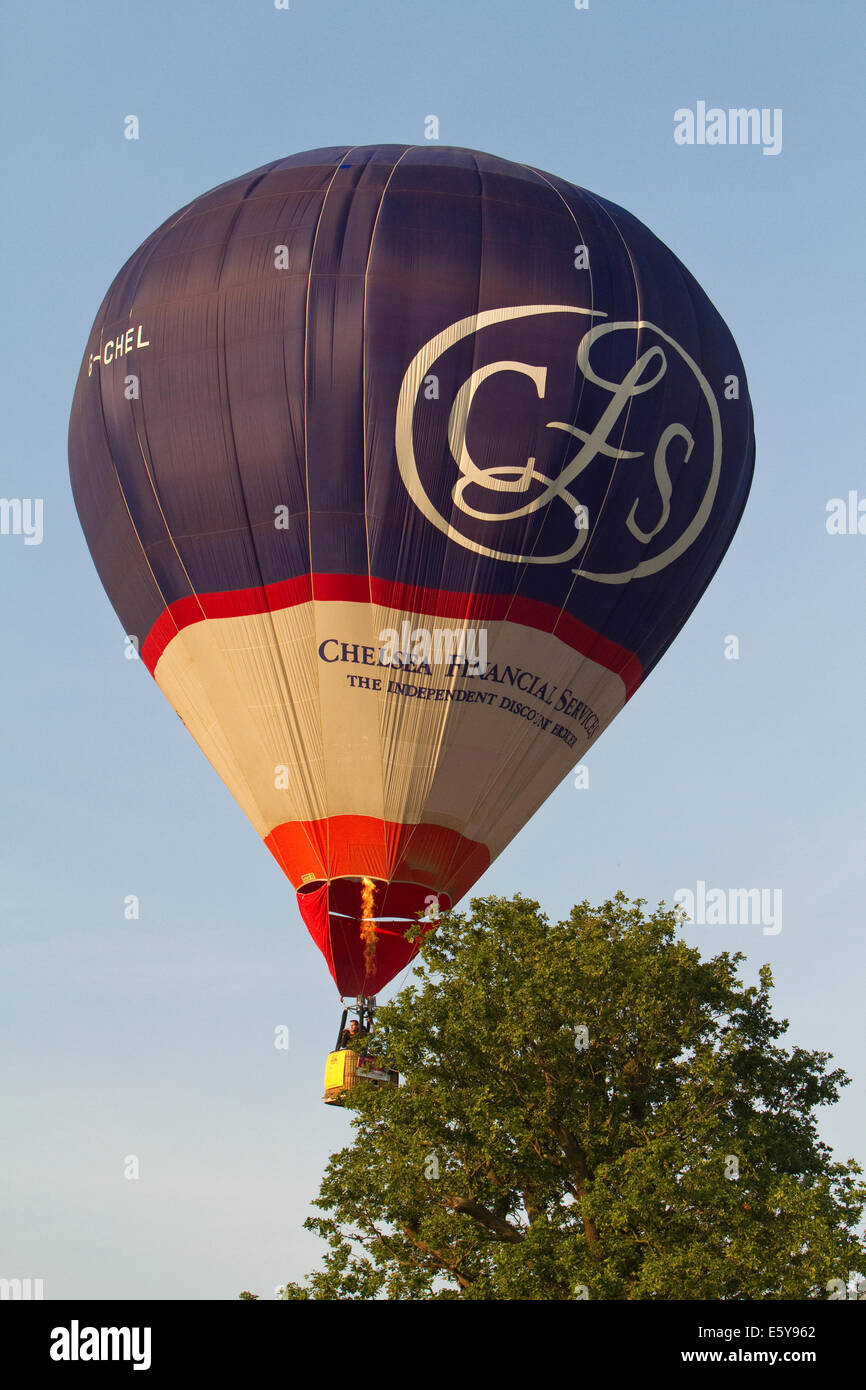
68;145;754;996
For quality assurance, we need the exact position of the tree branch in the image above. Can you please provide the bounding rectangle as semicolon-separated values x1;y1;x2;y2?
551;1122;604;1258
395;1221;475;1289
447;1197;525;1243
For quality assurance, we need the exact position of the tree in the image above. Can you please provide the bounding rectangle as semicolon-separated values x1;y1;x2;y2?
277;893;866;1300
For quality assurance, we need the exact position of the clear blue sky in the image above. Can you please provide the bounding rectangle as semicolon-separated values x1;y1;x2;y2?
1;0;864;1299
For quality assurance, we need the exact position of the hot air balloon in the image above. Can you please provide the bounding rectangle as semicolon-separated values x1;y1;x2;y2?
68;145;754;1052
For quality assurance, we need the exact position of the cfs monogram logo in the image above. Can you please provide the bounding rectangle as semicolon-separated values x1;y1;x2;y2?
395;305;723;582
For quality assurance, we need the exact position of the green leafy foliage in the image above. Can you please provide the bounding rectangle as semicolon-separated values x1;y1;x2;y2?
277;893;866;1300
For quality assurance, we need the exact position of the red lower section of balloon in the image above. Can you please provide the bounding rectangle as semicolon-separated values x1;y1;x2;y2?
265;814;487;906
267;815;487;994
296;880;440;996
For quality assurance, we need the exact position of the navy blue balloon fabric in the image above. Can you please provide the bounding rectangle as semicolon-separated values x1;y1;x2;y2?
69;144;754;684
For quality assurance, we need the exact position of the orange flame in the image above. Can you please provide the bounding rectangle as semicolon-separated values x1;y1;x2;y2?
360;876;377;977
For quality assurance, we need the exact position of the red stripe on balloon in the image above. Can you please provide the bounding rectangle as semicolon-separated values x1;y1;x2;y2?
266;814;484;905
141;574;313;673
141;573;642;695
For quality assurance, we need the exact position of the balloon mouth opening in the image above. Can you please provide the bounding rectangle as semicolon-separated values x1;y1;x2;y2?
295;876;450;995
296;875;451;921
